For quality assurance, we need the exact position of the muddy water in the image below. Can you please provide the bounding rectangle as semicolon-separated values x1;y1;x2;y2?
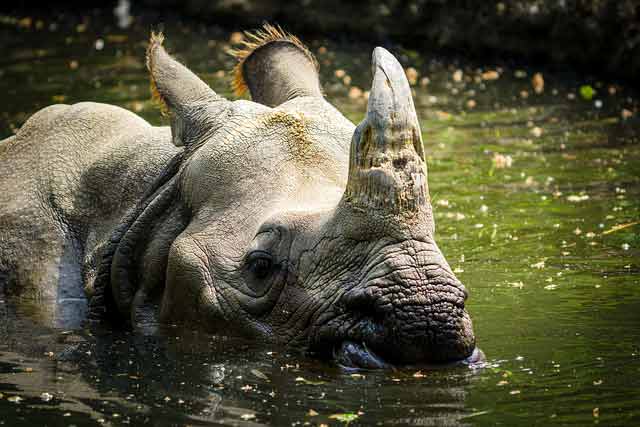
1;7;639;426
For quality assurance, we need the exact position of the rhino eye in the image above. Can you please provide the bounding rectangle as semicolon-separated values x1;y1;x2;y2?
247;252;273;280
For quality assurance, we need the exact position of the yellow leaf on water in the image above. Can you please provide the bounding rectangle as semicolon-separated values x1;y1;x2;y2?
329;413;359;423
602;221;639;235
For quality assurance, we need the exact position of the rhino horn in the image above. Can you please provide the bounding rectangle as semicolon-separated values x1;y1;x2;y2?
344;47;429;216
146;32;228;146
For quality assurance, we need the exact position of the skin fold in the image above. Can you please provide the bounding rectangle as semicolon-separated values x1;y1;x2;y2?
0;25;476;368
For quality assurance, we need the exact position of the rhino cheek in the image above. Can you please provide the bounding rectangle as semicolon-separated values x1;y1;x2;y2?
160;235;225;327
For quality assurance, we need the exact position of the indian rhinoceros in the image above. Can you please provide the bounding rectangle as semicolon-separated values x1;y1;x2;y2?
0;25;478;368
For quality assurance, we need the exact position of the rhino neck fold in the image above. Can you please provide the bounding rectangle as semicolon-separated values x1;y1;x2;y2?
88;151;187;327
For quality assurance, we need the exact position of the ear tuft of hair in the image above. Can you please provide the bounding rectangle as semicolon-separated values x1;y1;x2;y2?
146;31;170;116
228;23;318;98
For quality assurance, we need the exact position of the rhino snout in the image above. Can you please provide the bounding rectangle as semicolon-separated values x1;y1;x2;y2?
312;240;476;368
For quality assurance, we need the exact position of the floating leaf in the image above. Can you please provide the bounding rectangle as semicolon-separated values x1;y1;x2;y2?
329;413;359;424
250;369;269;381
579;85;595;100
464;410;491;418
602;221;639;235
295;377;326;385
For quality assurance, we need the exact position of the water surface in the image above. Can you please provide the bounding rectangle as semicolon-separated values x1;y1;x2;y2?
1;8;639;426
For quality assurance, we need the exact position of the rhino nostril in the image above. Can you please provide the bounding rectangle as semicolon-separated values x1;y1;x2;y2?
342;288;384;322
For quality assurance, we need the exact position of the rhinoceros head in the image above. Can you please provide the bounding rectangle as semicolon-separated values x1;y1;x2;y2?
89;26;477;368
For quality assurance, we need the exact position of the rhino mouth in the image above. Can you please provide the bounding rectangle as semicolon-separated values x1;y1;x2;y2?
332;339;484;371
312;313;479;370
333;340;391;370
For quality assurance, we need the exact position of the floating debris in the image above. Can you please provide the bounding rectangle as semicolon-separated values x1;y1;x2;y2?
532;72;544;93
295;377;326;385
530;126;542;137
241;413;256;420
95;38;104;50
329;413;360;423
481;70;500;81
492;153;513;168
40;392;53;402
7;395;23;403
334;69;346;79
308;409;319;416
453;69;463;82
435;110;451;120
621;109;633;119
602;221;639;235
250;369;269;381
405;67;418;85
579;85;595;100
567;194;589;202
531;260;545;269
348;86;363;100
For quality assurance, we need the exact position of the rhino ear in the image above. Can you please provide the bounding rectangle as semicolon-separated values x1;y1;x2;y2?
146;32;228;146
230;24;322;107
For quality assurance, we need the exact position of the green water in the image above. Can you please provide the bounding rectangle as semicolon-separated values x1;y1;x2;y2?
1;8;639;426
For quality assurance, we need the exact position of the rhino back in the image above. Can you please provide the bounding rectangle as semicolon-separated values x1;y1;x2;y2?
0;102;179;308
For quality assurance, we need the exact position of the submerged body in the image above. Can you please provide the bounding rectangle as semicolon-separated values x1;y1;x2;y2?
0;26;476;368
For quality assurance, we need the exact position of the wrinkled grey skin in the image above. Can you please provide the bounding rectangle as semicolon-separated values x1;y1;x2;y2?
0;33;477;368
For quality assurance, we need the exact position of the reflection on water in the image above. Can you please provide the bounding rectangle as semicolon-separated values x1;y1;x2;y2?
1;6;639;426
